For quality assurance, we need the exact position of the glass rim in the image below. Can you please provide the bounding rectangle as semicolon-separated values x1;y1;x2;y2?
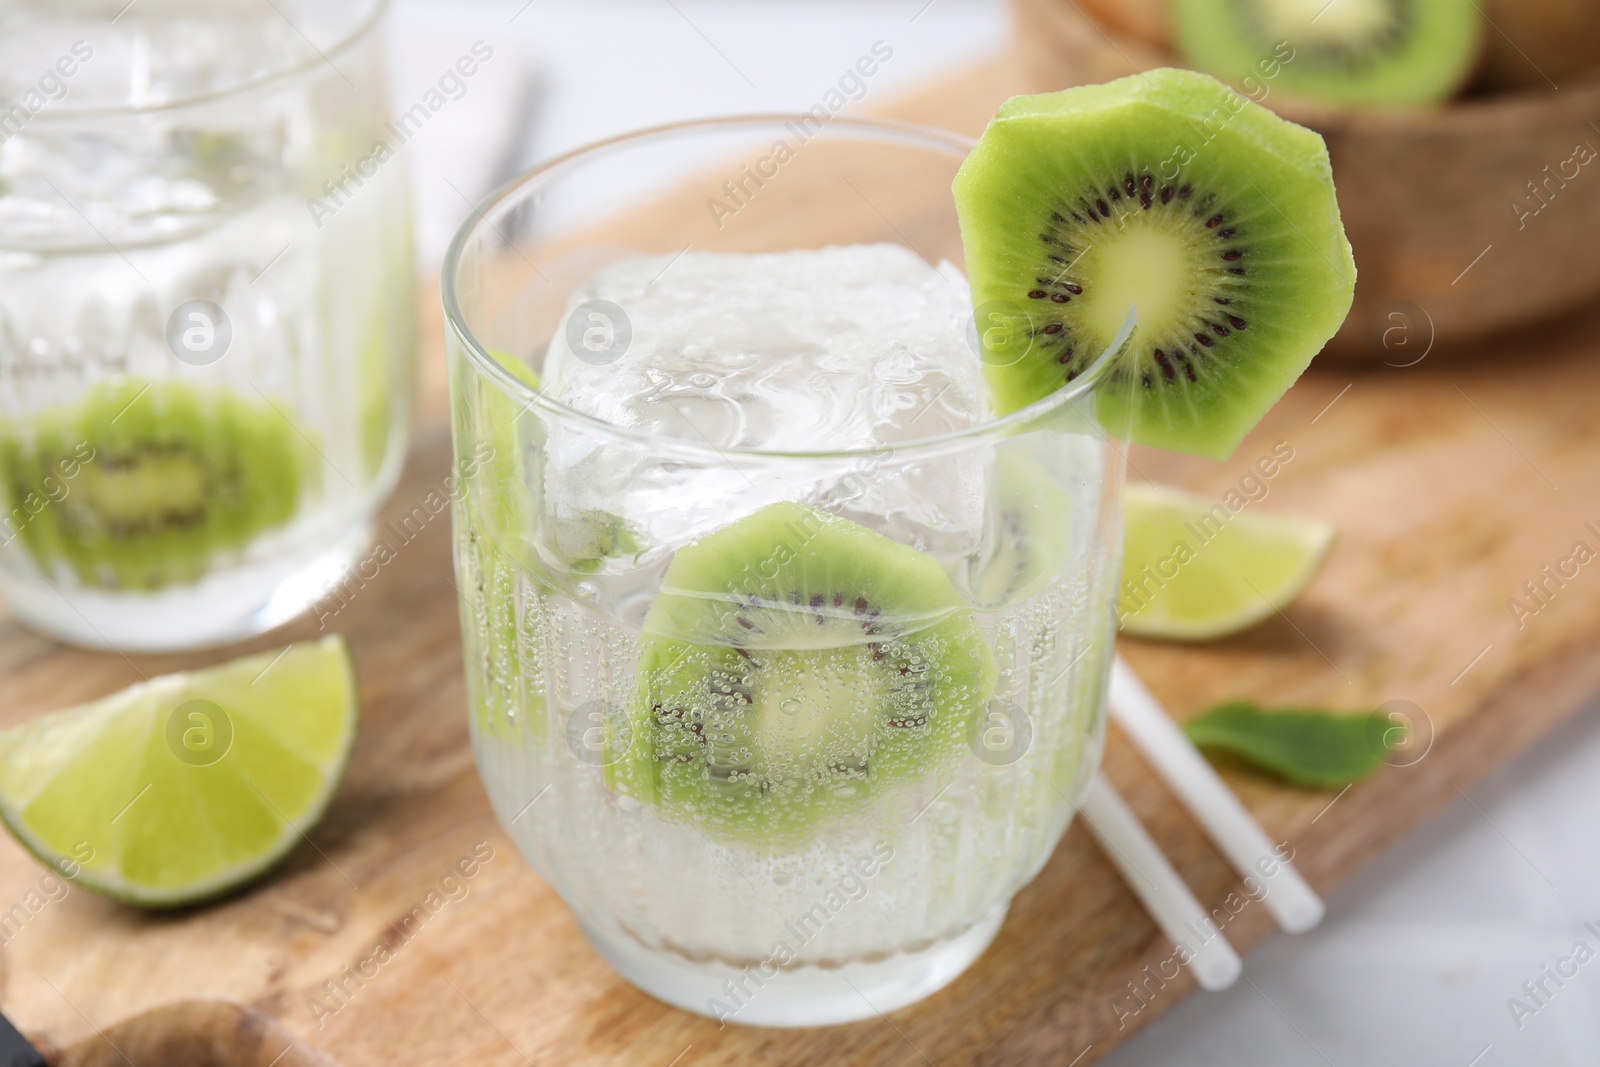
441;113;1127;463
16;0;388;120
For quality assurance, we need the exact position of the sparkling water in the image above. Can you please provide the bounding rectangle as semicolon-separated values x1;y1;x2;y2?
456;245;1121;1018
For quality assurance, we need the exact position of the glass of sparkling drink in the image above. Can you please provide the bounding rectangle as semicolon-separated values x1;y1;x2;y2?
0;0;414;651
443;116;1133;1026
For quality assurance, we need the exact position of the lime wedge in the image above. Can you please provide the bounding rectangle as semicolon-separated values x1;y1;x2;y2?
0;637;358;907
1120;484;1334;640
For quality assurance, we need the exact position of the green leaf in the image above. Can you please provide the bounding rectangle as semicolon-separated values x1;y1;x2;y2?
1183;701;1399;789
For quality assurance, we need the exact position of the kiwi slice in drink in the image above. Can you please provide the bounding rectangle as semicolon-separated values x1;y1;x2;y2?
1173;0;1483;108
953;69;1355;460
468;349;543;563
0;379;309;591
963;448;1075;609
468;348;642;577
610;502;997;841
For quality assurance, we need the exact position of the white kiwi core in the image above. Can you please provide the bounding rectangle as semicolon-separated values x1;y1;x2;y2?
751;648;881;771
1255;0;1397;42
1074;218;1202;345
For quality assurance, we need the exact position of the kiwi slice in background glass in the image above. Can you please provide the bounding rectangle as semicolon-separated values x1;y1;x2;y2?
0;378;312;591
1172;0;1484;108
953;68;1355;459
609;502;997;842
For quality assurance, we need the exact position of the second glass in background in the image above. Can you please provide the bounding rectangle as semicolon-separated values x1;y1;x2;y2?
0;0;415;651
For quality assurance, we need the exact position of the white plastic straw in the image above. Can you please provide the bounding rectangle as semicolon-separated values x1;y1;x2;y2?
1080;773;1243;992
1109;657;1326;934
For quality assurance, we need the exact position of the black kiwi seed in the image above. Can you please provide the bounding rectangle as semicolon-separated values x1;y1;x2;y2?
1155;350;1176;381
731;589;900;641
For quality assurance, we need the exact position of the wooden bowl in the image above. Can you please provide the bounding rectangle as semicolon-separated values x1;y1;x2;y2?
1013;0;1600;361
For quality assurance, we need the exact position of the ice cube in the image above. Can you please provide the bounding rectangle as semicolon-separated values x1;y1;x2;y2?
537;244;990;568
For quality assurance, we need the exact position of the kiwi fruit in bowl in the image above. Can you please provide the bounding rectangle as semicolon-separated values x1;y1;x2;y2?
0;378;310;591
953;68;1354;459
608;502;997;842
1015;1;1600;359
1172;0;1484;108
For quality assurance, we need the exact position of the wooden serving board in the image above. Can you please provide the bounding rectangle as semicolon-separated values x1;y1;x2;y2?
4;54;1600;1067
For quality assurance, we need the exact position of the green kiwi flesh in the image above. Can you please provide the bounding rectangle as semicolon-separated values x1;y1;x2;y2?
466;349;542;566
963;447;1075;609
467;347;640;577
0;378;309;591
610;502;997;841
953;69;1355;460
1173;0;1483;108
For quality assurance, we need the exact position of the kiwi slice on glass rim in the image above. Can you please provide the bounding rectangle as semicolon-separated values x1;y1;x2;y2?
1173;0;1483;108
609;502;997;841
0;378;310;591
953;68;1355;460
